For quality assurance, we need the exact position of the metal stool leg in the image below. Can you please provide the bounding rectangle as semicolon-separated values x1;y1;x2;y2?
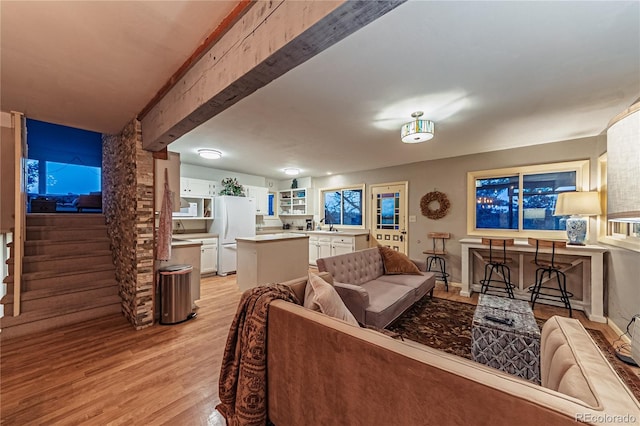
531;268;543;309
502;264;514;299
555;270;572;317
427;255;449;292
437;256;448;291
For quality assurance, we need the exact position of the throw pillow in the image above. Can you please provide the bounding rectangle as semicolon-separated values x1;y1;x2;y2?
304;272;359;326
378;245;422;275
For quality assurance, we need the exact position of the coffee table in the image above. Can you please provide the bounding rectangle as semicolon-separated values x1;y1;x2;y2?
471;294;541;383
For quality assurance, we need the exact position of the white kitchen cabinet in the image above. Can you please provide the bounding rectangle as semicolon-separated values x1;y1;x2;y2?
309;236;331;265
244;185;269;215
173;196;214;220
319;238;333;258
332;241;354;256
278;188;308;216
200;238;218;275
180;177;217;197
308;233;369;265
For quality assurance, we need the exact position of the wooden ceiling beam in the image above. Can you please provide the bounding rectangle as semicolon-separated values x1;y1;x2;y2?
140;0;406;152
137;0;255;121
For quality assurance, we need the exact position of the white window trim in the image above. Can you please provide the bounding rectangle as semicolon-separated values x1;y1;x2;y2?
467;160;590;239
597;153;640;252
318;184;366;229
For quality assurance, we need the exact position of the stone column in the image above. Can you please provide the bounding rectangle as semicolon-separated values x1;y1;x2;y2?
103;119;155;329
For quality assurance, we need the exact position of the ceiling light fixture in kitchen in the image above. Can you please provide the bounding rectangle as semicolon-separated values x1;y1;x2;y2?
401;111;434;143
198;149;222;159
284;168;300;176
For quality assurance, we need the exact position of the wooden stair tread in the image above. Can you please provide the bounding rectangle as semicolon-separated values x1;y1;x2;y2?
0;306;121;339
3;264;116;283
1;279;118;304
23;237;110;246
0;295;121;328
26;222;105;231
18;250;113;263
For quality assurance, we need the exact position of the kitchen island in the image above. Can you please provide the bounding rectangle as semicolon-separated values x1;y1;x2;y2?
236;233;309;292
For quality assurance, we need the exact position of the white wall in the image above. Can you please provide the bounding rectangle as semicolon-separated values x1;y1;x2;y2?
178;140;639;333
311;134;640;331
180;163;266;187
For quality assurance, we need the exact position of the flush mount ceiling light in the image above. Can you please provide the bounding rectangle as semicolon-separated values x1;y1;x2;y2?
401;111;434;143
284;168;300;176
197;149;222;159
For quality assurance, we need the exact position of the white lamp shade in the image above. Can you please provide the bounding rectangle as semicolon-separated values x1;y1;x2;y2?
554;191;602;216
401;119;434;143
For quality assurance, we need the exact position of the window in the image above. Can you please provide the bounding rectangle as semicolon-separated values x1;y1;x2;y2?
26;159;39;193
267;193;275;216
468;160;590;238
320;185;364;227
45;161;101;195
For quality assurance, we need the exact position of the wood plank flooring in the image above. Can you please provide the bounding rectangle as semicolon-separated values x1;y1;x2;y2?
1;273;241;425
1;274;637;425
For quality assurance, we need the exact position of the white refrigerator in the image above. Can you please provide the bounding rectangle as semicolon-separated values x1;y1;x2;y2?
212;196;256;276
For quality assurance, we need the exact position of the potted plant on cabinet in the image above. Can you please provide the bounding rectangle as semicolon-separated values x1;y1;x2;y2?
219;178;245;196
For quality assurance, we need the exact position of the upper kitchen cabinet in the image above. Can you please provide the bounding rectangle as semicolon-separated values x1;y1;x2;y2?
180;177;217;197
154;151;180;212
244;185;269;215
279;188;309;215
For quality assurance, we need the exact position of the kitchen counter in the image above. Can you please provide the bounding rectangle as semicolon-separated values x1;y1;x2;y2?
171;239;202;248
237;233;308;242
306;230;370;236
257;229;370;236
236;233;309;291
172;232;218;240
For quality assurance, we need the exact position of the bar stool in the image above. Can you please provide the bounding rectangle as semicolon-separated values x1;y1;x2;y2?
423;232;450;291
479;238;515;298
527;238;573;317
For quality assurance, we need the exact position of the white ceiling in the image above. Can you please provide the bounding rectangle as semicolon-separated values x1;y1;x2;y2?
0;1;239;134
2;1;639;180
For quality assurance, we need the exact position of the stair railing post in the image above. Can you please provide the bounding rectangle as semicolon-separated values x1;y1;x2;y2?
12;111;25;317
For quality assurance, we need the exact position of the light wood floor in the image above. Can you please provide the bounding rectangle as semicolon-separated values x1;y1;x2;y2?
1;275;637;425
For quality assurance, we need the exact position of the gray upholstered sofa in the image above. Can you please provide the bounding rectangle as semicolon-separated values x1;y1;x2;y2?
316;247;436;328
267;273;640;425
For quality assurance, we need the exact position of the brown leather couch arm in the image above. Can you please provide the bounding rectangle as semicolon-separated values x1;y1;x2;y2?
333;281;369;324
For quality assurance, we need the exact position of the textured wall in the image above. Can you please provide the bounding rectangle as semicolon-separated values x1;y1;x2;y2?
103;119;155;329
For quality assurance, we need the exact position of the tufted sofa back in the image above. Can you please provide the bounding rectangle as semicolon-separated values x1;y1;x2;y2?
316;247;384;285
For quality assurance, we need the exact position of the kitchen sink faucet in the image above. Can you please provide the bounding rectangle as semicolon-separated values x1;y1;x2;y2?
320;217;334;231
322;217;335;232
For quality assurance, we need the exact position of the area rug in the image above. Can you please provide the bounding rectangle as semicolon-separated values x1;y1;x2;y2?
387;296;640;401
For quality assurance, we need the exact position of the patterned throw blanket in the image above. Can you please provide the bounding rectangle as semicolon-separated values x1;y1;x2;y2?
217;284;300;426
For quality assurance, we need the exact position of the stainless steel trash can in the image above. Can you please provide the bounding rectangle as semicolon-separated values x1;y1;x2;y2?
158;264;195;325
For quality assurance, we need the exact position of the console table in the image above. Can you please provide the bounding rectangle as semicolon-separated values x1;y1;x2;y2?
460;238;607;323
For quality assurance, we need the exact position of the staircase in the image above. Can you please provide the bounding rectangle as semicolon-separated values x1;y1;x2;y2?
1;214;121;339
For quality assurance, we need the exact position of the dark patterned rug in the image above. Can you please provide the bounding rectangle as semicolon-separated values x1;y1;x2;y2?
388;296;640;401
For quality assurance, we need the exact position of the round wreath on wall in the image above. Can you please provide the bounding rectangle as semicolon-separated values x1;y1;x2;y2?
421;191;450;220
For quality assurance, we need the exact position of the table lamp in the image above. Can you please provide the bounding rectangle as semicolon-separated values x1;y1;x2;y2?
554;191;602;245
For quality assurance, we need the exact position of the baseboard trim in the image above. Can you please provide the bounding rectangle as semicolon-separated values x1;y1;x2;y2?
608;318;632;344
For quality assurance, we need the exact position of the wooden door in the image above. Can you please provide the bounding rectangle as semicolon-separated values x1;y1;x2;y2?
370;182;408;254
